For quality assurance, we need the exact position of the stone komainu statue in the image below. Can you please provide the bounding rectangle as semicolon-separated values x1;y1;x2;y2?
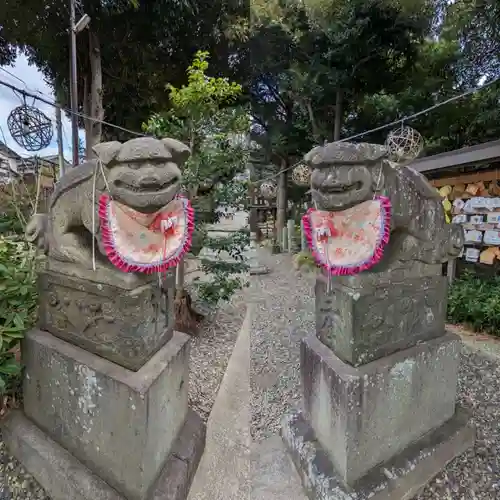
25;137;190;270
305;141;464;270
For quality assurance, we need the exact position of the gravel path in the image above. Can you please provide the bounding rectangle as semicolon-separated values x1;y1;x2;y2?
189;290;247;422
417;349;500;499
250;252;500;499
250;252;315;441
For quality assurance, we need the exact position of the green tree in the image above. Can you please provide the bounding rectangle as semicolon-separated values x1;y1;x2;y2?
0;0;246;154
240;0;434;233
0;35;15;66
345;3;500;155
445;0;500;81
144;51;250;333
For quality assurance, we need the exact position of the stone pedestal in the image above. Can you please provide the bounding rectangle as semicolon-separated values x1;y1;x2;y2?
282;273;474;499
38;260;176;371
3;329;205;500
282;408;473;500
3;261;205;500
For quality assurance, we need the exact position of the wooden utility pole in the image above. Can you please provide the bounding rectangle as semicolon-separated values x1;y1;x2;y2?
276;161;288;242
69;0;79;166
55;106;65;178
333;89;343;141
69;0;91;167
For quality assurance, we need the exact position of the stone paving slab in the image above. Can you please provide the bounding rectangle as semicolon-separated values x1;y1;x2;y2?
447;323;500;362
250;435;307;500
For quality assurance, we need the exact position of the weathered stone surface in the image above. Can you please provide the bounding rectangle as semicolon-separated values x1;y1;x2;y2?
2;410;123;500
281;407;474;500
301;333;461;484
286;140;471;499
38;265;175;370
169;407;207;484
22;329;190;500
2;408;206;500
45;257;156;289
152;456;188;500
329;261;443;288
25;137;189;273
151;409;207;500
248;233;270;275
315;274;448;365
305;141;464;268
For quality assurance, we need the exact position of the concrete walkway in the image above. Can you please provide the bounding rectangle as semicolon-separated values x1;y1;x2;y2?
187;303;306;500
187;305;251;500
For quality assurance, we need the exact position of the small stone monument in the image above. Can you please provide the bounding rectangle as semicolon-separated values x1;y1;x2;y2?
249;231;269;275
3;138;205;500
281;142;474;499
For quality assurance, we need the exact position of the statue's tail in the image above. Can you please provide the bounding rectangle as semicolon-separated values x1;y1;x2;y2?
25;213;49;253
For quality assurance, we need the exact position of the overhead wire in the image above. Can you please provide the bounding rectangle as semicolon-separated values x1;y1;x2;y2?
254;74;500;185
0;71;499;184
0;67;55;105
0;78;148;139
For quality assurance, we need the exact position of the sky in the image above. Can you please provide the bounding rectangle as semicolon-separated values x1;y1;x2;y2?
0;52;85;160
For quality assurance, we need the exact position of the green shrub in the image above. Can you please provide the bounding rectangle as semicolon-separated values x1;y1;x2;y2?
293;251;318;272
0;237;38;395
447;271;500;336
0;182;34;236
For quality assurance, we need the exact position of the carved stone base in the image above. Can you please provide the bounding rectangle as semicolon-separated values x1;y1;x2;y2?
315;273;448;366
2;408;205;500
38;261;175;371
281;408;474;500
18;329;196;500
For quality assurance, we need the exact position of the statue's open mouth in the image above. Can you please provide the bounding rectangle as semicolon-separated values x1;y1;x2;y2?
320;181;363;194
115;176;180;194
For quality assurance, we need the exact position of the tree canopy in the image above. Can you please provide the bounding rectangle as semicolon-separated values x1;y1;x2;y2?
1;0;499;171
240;0;500;170
0;0;246;146
0;35;15;66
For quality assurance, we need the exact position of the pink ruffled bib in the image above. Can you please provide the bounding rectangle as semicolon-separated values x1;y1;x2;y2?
302;196;391;275
98;194;194;274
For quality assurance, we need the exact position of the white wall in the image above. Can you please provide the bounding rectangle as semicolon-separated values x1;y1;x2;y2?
0;151;18;182
0;151;37;184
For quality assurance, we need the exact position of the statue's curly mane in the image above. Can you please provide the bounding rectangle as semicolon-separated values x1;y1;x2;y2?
397;164;440;200
50;160;104;209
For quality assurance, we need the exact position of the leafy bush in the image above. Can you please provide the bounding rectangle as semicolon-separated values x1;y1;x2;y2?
447;271;500;336
0;237;38;395
293;251;318;272
0;183;32;236
143;51;250;334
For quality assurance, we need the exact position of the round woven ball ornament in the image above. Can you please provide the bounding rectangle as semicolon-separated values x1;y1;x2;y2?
260;181;277;200
292;163;311;187
7;105;53;152
385;125;423;163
